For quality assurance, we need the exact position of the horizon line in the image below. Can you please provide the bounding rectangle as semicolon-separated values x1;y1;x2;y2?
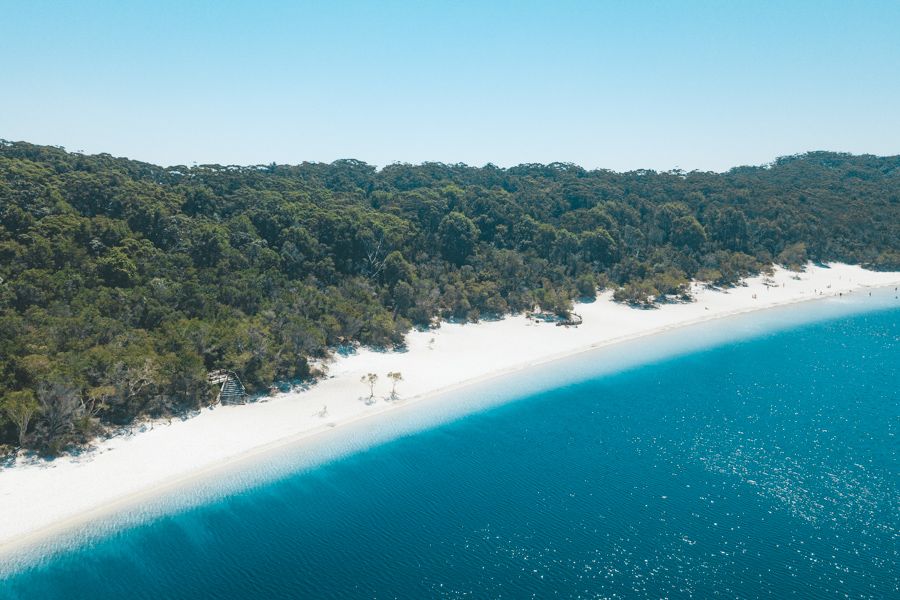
3;138;898;176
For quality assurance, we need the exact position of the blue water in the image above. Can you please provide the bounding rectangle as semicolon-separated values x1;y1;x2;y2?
2;305;899;599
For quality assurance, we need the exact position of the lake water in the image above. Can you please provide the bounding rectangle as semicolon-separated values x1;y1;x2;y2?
2;299;898;598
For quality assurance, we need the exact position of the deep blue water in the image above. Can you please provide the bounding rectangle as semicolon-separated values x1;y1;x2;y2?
2;306;899;599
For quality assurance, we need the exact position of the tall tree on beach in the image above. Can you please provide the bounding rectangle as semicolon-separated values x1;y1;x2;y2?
387;371;403;400
361;373;378;402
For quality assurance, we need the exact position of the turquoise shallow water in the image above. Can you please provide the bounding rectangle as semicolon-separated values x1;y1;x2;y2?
2;300;899;598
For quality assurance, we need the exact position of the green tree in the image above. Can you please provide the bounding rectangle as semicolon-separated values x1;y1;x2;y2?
777;242;807;270
437;212;479;266
360;373;378;402
1;390;40;447
383;250;414;287
387;371;403;400
580;228;617;265
97;246;137;287
670;216;707;252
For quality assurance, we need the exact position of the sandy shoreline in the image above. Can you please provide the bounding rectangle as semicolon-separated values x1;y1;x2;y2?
2;263;899;562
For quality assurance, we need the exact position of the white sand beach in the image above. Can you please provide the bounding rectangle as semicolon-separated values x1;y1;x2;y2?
2;263;899;557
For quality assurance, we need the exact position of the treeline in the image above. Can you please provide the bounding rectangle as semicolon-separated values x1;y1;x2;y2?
1;141;898;453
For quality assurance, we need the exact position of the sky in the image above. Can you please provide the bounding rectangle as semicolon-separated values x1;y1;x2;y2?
1;0;899;172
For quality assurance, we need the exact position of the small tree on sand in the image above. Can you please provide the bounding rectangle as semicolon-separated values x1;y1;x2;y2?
361;373;378;402
387;371;403;400
1;390;41;447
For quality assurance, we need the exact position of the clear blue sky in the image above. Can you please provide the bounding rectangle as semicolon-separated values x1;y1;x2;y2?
2;0;899;171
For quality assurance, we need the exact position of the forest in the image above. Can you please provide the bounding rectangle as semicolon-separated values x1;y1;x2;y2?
1;140;898;453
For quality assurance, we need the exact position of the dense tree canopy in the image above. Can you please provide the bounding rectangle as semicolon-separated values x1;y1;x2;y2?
1;141;898;452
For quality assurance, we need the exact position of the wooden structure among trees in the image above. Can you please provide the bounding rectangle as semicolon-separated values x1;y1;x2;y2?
207;370;247;404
